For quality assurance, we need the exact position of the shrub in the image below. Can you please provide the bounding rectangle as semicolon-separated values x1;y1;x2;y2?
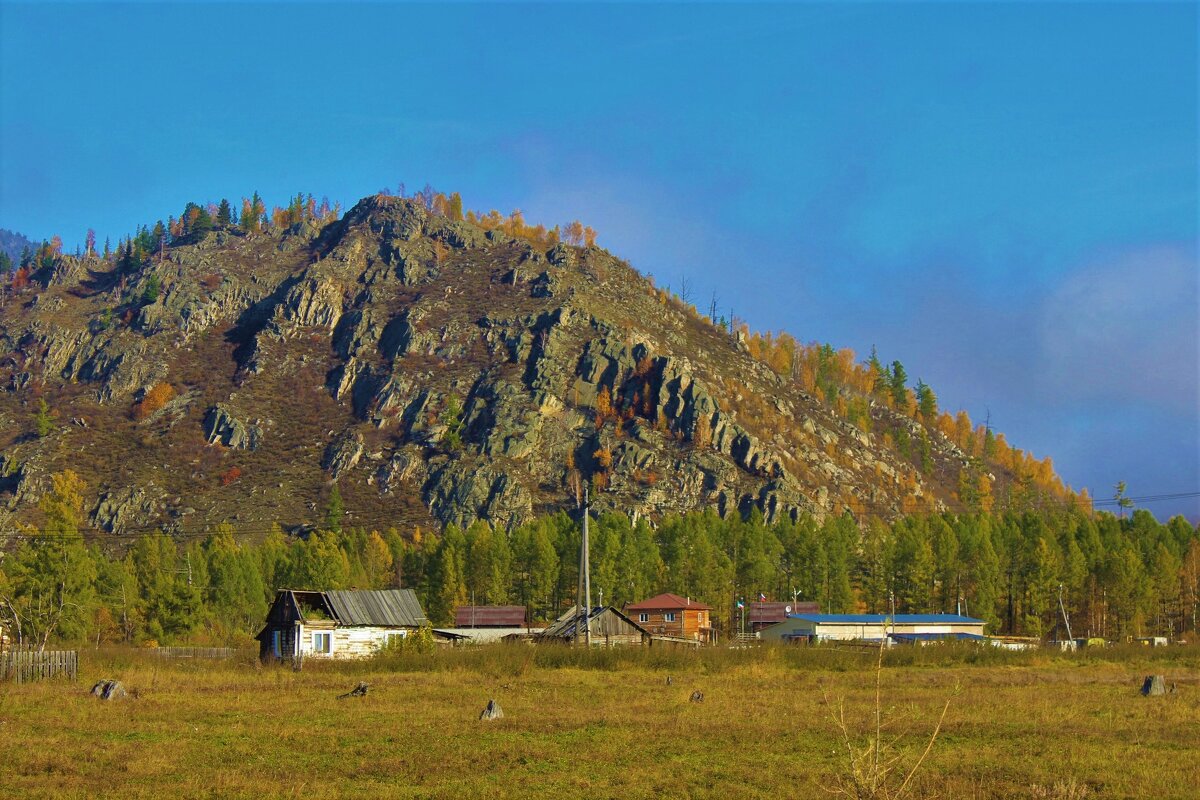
594;447;613;469
132;382;176;420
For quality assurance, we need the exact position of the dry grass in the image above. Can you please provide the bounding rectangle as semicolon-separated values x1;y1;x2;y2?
0;645;1197;799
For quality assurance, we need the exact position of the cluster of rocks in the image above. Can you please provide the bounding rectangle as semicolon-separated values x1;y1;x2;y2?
0;192;956;533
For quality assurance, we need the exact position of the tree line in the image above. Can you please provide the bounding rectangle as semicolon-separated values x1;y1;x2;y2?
1;471;1195;650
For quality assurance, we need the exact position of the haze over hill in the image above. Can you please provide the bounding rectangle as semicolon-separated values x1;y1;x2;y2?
0;192;1084;538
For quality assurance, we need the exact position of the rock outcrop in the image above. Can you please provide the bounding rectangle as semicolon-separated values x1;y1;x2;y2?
0;193;1005;536
203;406;262;450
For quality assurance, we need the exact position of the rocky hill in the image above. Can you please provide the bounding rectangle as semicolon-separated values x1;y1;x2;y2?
0;195;1027;538
1;228;35;263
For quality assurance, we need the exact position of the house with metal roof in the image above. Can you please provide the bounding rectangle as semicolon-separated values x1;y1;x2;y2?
435;605;539;644
748;600;820;633
256;589;430;660
759;613;986;645
454;605;527;628
535;606;650;646
624;593;714;643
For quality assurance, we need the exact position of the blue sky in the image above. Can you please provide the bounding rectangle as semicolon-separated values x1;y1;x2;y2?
2;2;1197;520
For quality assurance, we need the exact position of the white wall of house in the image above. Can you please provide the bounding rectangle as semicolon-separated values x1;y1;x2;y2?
761;619;985;642
295;623;409;658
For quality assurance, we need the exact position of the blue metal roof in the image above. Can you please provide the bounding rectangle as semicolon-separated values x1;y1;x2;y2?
786;613;984;624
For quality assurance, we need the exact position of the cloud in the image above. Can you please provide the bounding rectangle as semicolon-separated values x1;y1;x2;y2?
1036;244;1199;415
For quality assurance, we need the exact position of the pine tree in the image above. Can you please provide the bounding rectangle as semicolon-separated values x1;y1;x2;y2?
193;206;214;234
241;192;265;233
889;360;908;406
141;275;160;305
325;484;344;533
216;199;233;226
866;346;888;397
916;379;937;421
442;395;464;450
34;398;53;437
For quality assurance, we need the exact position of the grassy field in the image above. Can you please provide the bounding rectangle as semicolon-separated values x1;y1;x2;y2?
1;644;1197;799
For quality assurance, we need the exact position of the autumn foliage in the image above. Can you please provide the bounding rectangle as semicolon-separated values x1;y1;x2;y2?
132;382;176;420
733;325;1074;505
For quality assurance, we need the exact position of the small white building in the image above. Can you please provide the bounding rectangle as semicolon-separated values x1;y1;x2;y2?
256;588;429;660
760;613;986;644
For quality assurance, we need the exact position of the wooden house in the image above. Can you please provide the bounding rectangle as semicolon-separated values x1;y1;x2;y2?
624;592;714;643
256;588;429;660
535;606;650;646
454;605;526;628
437;605;537;644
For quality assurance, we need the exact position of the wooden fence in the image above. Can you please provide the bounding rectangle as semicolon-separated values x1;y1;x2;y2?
151;646;242;660
0;646;78;683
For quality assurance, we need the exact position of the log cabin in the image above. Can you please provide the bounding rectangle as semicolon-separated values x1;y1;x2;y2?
256;588;429;660
624;593;714;643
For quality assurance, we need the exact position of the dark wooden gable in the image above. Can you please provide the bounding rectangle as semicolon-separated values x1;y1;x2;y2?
263;590;332;626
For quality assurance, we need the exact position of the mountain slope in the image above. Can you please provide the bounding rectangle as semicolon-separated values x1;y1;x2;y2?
0;228;35;262
0;195;1067;537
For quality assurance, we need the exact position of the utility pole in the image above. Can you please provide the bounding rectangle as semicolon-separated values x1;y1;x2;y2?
889;590;896;643
583;485;592;648
1057;584;1073;643
575;486;592;647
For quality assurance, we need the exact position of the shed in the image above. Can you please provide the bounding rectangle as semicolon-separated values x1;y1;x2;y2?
434;626;544;644
760;613;986;644
748;601;820;633
256;589;429;660
536;606;650;646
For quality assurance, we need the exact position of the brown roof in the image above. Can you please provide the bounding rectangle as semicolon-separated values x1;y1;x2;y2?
538;606;648;640
748;601;820;625
454;605;527;627
625;592;712;612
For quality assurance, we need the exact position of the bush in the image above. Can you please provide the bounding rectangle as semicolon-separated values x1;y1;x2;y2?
132;382;176;420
